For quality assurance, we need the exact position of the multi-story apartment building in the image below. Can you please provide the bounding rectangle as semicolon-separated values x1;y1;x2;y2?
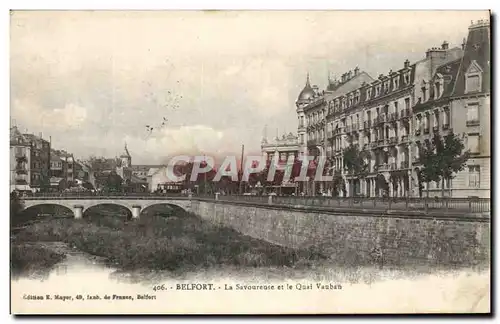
412;19;490;198
50;149;75;183
10;127;32;192
295;25;478;197
10;127;51;192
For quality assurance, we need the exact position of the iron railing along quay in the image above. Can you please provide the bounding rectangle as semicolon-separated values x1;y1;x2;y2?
21;192;491;214
215;195;491;214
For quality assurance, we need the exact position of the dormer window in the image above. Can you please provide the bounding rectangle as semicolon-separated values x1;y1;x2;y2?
384;81;389;93
404;72;410;84
355;90;360;104
375;85;381;96
435;81;441;98
465;60;483;94
421;81;427;102
367;88;373;99
393;77;399;90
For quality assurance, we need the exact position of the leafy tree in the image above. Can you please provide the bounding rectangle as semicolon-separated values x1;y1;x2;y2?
418;132;470;197
10;191;23;220
342;144;369;196
82;181;94;191
331;170;344;197
103;171;123;193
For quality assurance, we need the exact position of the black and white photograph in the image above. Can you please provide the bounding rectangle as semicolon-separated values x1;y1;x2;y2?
8;10;491;314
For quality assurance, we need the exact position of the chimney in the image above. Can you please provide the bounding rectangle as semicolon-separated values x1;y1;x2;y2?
404;59;410;68
354;66;360;76
441;41;449;50
347;70;352;79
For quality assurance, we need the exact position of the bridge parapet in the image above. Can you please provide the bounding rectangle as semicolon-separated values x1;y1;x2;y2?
21;196;193;219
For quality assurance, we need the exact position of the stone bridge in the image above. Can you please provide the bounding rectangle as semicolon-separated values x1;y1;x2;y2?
21;196;193;219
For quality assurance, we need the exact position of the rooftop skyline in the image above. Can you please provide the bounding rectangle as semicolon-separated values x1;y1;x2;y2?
10;10;489;164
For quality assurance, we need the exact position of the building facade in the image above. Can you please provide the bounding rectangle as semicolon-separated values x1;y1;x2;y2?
412;20;490;198
261;132;300;194
10;127;51;192
295;21;488;198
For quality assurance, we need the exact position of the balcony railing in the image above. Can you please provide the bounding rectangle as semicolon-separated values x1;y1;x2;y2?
390;162;398;170
378;163;390;172
363;120;372;129
376;115;386;124
389;136;398;145
307;139;318;147
466;120;480;127
370;142;378;149
400;108;410;118
377;138;389;147
400;160;409;169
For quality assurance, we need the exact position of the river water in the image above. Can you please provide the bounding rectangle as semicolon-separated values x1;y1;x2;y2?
10;205;491;313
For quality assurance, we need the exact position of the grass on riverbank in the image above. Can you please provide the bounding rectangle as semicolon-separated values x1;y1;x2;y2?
10;243;66;279
11;211;327;273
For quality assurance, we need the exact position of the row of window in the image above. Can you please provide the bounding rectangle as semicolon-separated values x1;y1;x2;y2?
329;71;411;112
307;97;412;128
423;166;481;189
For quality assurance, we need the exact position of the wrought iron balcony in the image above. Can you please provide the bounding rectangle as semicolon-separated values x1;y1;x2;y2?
390;162;398;170
376;115;386;124
364;120;372;129
400;160;409;169
389;136;398;145
466;120;480;127
370;142;378;149
307;139;318;147
378;163;390;172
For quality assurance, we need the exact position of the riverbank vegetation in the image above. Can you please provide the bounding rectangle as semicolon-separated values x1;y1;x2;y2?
11;206;326;275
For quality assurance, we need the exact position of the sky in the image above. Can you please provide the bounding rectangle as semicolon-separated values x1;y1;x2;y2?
10;10;489;164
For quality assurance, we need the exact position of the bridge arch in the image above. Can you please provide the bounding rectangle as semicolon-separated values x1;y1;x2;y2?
82;203;133;220
18;203;74;223
139;203;191;218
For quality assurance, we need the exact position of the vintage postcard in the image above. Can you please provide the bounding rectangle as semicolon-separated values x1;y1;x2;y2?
10;10;491;315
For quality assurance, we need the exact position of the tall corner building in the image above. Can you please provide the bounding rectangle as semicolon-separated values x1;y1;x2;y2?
295;20;490;198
